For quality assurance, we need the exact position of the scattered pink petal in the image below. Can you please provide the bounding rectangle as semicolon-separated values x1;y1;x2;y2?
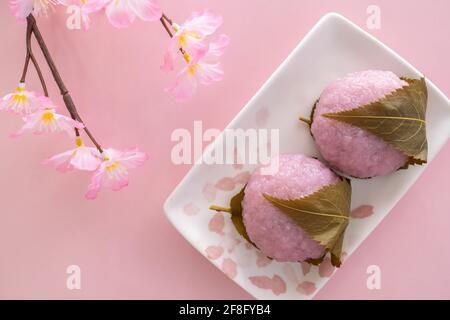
215;177;235;191
256;251;272;267
205;245;224;260
222;258;237;279
318;258;335;278
271;275;287;296
202;182;217;202
300;262;311;275
183;203;200;216
255;107;269;127
282;264;298;283
233;171;251;184
296;281;316;296
351;205;374;218
226;237;241;253
208;212;225;235
249;275;286;296
249;276;272;290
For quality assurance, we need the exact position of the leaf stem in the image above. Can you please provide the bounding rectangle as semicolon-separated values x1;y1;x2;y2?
27;14;103;152
299;117;312;126
209;205;232;213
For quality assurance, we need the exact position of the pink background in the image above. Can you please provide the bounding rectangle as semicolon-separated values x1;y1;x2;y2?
0;0;449;299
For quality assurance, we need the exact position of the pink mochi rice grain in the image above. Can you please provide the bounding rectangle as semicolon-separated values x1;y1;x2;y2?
311;70;408;178
242;154;339;262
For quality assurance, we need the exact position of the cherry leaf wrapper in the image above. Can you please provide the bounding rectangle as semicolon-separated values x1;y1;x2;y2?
228;186;256;246
322;77;428;165
263;177;351;267
210;186;256;247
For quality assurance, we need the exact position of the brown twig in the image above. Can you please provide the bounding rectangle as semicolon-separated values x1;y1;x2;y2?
160;13;187;58
160;15;173;38
27;14;103;152
20;19;48;95
162;13;173;25
21;19;49;97
19;23;31;83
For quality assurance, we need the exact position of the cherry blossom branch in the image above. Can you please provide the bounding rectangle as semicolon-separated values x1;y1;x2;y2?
20;19;48;97
27;14;103;153
160;13;188;58
19;24;31;83
161;14;173;25
160;15;173;38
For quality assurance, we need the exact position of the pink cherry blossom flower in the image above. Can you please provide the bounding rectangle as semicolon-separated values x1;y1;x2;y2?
105;0;162;28
9;0;57;21
0;83;44;116
162;9;223;72
42;137;102;172
59;0;108;31
11;103;84;138
85;147;148;199
167;34;229;101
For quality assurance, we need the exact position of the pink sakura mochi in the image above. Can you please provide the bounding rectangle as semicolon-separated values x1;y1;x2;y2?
242;154;339;262
311;70;408;178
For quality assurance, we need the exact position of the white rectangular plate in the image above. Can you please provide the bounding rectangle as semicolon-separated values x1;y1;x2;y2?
164;13;450;299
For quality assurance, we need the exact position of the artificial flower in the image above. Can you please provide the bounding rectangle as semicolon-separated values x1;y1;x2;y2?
42;137;102;172
85;147;148;199
11;102;84;138
59;0;108;31
105;0;162;28
9;0;57;21
162;9;223;72
0;83;44;115
166;34;229;101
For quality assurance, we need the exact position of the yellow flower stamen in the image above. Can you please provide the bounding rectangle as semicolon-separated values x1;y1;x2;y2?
75;137;84;147
106;161;121;172
41;111;54;123
183;52;192;63
178;35;186;47
188;64;198;76
12;95;26;103
185;30;201;40
178;31;201;48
